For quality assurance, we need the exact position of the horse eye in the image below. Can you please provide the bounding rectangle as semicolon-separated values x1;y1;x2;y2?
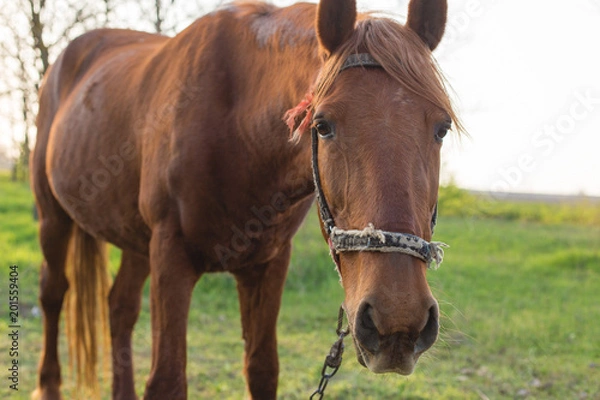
313;120;335;139
435;122;451;143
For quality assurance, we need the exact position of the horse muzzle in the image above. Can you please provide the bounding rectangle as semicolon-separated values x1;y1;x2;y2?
351;299;439;375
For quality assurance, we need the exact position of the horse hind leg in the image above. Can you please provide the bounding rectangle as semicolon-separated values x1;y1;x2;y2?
32;211;73;400
109;250;150;400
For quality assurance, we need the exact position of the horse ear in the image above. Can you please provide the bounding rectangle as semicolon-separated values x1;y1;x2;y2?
406;0;448;51
316;0;357;56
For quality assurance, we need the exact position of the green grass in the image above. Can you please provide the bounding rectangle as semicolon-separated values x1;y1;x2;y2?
1;173;599;399
438;182;600;226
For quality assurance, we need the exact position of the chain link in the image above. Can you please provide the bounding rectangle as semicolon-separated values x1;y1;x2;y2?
310;306;349;399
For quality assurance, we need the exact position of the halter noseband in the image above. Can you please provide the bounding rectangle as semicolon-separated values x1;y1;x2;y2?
311;53;448;271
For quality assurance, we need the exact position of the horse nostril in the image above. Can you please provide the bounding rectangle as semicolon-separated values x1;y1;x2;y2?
355;302;380;353
415;303;439;354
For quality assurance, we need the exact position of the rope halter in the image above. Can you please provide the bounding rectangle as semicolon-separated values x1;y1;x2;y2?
329;224;448;270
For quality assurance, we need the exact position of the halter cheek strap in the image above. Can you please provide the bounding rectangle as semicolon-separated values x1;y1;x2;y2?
312;53;449;273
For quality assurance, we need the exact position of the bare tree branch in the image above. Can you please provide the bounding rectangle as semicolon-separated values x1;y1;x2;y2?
48;8;98;49
154;0;163;33
28;0;50;75
0;0;207;180
102;0;114;26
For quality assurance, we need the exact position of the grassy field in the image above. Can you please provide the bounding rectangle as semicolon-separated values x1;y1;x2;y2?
1;173;599;399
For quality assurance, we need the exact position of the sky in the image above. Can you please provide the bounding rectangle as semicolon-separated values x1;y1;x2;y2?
294;0;600;196
434;0;600;196
1;0;599;196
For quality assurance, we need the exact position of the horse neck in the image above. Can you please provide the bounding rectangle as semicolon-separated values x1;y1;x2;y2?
209;5;322;199
157;4;322;201
233;51;319;202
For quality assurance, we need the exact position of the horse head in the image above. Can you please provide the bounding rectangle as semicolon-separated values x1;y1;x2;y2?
302;0;459;375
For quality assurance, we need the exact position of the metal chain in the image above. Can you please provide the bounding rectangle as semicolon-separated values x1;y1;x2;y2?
310;306;349;399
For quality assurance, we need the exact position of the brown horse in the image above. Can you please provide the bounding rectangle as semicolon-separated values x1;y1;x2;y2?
31;0;460;398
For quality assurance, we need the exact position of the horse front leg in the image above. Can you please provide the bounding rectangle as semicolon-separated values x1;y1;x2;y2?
234;245;291;400
143;220;201;400
109;250;150;400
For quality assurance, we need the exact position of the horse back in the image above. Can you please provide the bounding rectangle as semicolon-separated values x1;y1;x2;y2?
33;29;166;253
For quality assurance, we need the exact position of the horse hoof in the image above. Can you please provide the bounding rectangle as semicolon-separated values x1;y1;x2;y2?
31;387;62;400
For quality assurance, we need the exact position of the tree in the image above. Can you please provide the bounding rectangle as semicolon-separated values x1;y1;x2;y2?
0;0;210;182
148;0;208;35
0;2;37;181
0;0;110;181
153;0;172;33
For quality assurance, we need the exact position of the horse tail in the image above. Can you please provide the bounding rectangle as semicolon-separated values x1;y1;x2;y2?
64;224;111;398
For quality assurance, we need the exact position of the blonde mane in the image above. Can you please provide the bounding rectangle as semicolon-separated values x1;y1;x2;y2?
287;15;464;142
